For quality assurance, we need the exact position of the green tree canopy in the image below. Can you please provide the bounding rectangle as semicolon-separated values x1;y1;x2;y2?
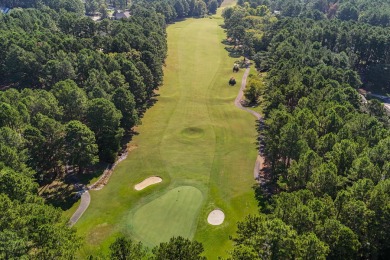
87;98;123;162
152;236;206;260
109;236;146;260
65;120;98;173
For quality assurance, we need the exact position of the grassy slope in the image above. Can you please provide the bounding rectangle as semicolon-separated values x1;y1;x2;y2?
73;2;258;258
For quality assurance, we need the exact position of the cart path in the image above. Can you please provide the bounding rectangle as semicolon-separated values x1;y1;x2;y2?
69;190;90;226
68;152;129;226
234;67;264;181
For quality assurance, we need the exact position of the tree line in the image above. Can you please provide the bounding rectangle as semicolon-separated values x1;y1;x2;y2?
0;1;170;257
0;3;167;177
226;1;390;94
0;0;85;13
240;0;390;27
0;0;228;257
223;1;390;259
87;236;205;259
134;0;224;23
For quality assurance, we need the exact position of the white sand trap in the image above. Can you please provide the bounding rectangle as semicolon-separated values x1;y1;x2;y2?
134;176;162;190
207;209;225;225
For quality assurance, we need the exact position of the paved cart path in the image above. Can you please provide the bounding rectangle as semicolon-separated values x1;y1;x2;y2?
234;67;264;181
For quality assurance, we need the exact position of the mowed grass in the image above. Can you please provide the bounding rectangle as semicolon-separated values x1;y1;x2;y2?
71;3;259;259
130;186;203;246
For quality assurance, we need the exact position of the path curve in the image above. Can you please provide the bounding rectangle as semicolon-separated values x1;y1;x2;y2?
69;190;90;226
234;67;264;181
68;151;129;226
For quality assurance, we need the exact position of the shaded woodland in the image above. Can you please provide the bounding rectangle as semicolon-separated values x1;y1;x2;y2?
224;1;390;259
0;0;227;257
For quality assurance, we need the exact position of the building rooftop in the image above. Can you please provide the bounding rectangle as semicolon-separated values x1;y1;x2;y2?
114;10;130;19
0;7;11;14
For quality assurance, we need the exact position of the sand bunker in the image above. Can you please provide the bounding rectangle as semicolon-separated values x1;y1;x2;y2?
207;209;225;225
134;177;162;191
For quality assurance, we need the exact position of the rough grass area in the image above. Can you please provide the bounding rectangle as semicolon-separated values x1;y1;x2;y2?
70;1;259;258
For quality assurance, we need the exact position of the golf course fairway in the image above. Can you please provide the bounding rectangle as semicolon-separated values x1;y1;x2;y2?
73;1;259;258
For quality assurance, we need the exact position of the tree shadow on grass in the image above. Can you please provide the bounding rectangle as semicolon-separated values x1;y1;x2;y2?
120;92;159;154
121;129;139;152
253;164;276;214
41;181;78;211
138;93;159;118
221;39;233;45
70;163;108;186
221;37;243;58
255;118;266;155
224;46;242;58
252;117;278;212
41;163;107;210
252;184;270;212
145;93;159;109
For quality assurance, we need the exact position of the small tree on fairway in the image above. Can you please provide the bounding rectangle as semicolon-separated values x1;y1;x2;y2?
229;77;237;86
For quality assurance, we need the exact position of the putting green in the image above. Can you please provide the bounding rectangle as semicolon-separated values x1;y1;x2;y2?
130;186;203;246
69;1;259;258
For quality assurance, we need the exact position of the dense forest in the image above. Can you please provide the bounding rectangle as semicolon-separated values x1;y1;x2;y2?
0;2;166;173
134;0;224;22
245;0;390;27
0;0;227;257
0;0;168;256
231;0;390;93
223;0;390;259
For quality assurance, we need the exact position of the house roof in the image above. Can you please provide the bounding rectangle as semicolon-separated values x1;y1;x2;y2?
114;10;130;19
0;7;10;14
